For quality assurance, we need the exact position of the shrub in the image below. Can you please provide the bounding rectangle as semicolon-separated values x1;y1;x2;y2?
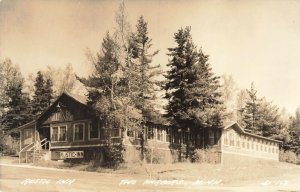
190;148;220;164
103;144;125;168
279;150;299;164
144;147;172;164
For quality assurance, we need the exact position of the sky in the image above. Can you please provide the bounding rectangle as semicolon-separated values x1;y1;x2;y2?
1;0;300;114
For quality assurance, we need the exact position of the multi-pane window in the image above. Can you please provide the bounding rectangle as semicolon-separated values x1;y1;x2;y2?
89;123;99;139
224;135;228;145
209;130;215;145
165;128;170;142
74;123;84;141
157;128;163;141
60;126;67;141
52;112;62;121
230;133;234;146
147;126;154;140
51;126;67;142
52;127;58;141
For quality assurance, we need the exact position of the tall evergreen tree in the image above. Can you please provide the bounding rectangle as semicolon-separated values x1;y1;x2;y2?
79;32;141;138
44;78;54;107
31;71;53;116
241;82;281;137
165;27;223;160
130;16;161;114
1;70;31;137
127;16;162;160
242;82;262;133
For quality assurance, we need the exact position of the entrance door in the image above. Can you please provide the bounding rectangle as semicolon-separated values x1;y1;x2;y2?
39;127;50;149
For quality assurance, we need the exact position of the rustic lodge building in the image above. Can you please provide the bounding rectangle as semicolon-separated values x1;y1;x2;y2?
17;92;281;164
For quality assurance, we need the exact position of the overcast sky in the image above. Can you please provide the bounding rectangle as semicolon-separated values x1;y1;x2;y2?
1;0;300;114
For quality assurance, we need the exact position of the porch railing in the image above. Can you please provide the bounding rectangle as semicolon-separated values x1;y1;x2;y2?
19;138;50;164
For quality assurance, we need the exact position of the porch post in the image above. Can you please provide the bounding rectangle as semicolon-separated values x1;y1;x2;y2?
19;130;22;164
19;130;22;152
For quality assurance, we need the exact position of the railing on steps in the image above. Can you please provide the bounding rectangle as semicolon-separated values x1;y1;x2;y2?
19;138;50;164
40;138;50;151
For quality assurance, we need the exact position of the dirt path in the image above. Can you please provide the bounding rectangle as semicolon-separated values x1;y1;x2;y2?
1;164;300;192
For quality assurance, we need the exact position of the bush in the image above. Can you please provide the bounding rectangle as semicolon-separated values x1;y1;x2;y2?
279;150;299;164
190;148;220;164
103;144;125;168
144;147;172;164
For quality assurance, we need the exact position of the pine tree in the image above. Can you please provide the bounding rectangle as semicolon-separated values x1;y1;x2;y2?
79;32;141;137
130;16;161;114
44;78;54;107
242;82;262;133
259;99;280;137
128;16;162;160
241;82;281;137
165;27;223;160
1;77;30;137
0;59;31;137
31;71;53;116
165;27;223;128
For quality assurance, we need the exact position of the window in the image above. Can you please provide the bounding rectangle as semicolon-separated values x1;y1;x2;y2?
60;126;67;141
209;130;215;145
224;133;228;145
157;128;163;141
52;127;58;141
230;133;234;146
74;123;84;141
165;128;170;143
89;122;100;140
52;112;62;121
147;126;154;140
23;128;32;144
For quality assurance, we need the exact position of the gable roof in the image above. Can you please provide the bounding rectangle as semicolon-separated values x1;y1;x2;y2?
36;91;88;122
63;91;87;106
223;122;282;143
16;92;88;130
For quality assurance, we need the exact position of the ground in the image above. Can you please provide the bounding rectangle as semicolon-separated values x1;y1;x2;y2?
1;156;300;191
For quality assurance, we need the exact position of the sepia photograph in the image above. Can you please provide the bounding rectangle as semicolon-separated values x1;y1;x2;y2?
1;0;300;191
